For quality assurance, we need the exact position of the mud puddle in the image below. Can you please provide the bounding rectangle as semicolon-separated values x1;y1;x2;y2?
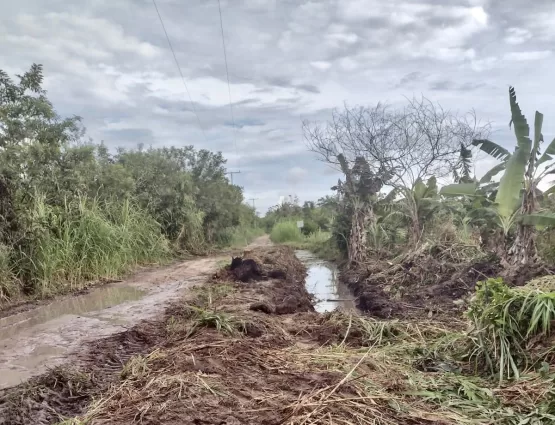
0;256;224;390
295;250;356;312
0;286;146;341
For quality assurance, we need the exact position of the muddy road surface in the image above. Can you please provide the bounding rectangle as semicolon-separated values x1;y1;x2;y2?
0;236;270;390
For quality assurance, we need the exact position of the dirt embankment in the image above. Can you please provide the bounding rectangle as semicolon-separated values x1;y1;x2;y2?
1;246;320;424
341;243;553;320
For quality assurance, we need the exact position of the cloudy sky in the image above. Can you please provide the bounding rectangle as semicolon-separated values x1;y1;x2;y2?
1;0;554;212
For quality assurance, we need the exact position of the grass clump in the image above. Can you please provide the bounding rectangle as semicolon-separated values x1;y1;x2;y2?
467;277;555;382
186;305;237;336
193;283;235;306
269;220;337;259
25;196;171;297
270;220;304;243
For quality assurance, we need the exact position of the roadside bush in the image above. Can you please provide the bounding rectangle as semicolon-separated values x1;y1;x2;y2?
21;195;170;297
0;64;260;304
300;218;318;236
270;221;303;243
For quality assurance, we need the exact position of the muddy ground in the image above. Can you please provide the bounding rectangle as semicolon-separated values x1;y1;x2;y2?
342;242;555;320
0;245;329;424
0;237;273;390
1;244;550;424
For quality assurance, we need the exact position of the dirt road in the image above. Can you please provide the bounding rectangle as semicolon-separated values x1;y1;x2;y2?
0;236;270;390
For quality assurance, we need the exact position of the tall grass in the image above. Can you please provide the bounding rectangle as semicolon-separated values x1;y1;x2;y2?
269;221;337;257
467;277;555;382
175;208;206;254
22;195;171;297
270;221;303;243
0;244;18;302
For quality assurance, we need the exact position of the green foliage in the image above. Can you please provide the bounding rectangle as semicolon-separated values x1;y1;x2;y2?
21;196;171;296
0;64;258;303
186;306;236;336
270;221;304;243
213;225;264;248
467;277;555;382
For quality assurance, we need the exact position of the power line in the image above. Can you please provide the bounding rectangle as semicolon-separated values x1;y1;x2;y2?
216;0;240;167
151;0;207;141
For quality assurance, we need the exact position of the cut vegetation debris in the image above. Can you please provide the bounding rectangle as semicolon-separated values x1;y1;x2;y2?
1;246;555;424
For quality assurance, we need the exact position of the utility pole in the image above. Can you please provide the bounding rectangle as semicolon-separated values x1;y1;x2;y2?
226;170;241;185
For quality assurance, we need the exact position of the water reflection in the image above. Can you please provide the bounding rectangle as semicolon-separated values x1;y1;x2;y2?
295;250;356;313
0;286;145;341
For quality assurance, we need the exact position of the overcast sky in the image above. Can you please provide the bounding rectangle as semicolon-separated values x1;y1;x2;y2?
1;0;554;213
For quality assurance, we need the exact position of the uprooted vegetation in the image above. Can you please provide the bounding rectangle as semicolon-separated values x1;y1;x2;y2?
2;246;555;424
294;86;555;319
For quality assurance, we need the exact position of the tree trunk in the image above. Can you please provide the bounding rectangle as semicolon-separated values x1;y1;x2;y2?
409;213;421;247
508;184;537;265
348;204;371;266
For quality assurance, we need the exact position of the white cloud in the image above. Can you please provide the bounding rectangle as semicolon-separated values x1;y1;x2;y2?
286;166;309;184
504;51;552;61
470;56;498;71
2;0;555;212
504;27;533;45
310;61;332;71
470;6;488;26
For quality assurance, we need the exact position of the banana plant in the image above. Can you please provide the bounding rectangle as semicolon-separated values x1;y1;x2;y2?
381;177;441;246
441;87;555;264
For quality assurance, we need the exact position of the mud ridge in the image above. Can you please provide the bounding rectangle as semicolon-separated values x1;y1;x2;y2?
0;246;316;424
342;243;554;319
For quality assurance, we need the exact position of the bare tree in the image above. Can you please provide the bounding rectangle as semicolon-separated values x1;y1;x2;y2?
304;97;490;260
304;97;489;188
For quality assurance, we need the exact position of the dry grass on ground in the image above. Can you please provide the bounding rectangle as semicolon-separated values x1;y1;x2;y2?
1;246;554;425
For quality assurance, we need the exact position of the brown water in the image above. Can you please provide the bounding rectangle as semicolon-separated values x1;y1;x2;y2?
0;255;224;390
0;286;145;341
295;250;356;312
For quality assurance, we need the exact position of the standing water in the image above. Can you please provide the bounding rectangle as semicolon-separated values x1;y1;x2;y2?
295;250;356;312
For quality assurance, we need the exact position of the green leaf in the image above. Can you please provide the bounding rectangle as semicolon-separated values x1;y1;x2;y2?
426;176;438;197
537;137;555;167
509;86;532;155
413;178;427;201
383;188;399;203
532;111;544;166
440;183;478;197
521;212;555;227
480;162;507;184
495;87;531;219
472;139;511;161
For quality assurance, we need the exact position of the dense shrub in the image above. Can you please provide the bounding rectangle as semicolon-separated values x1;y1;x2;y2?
0;64;259;302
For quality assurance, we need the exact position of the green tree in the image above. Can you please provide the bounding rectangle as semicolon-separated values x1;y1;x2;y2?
442;87;555;265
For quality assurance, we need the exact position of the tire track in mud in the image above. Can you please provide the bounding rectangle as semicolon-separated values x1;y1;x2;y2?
0;237;272;392
0;241;321;425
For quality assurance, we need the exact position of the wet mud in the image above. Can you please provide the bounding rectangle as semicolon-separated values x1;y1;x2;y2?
342;243;554;320
0;244;357;425
0;255;224;390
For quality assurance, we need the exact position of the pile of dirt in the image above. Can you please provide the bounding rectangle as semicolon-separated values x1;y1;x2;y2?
342;243;503;318
344;240;555;319
214;246;314;315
